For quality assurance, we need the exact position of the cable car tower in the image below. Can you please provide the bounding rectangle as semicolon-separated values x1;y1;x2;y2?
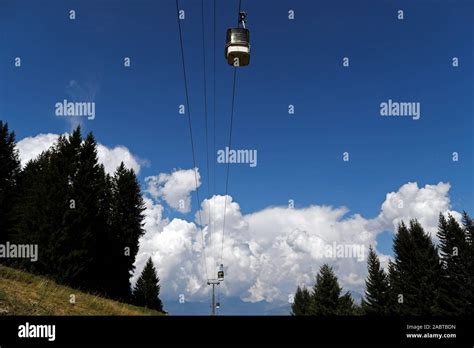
207;264;224;315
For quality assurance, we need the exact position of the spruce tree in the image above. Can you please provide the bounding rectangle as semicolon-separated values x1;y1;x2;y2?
389;220;441;315
389;221;417;315
0;121;21;245
362;246;389;315
437;214;471;314
309;264;354;315
12;128;111;294
109;162;146;300
337;291;355;315
9;126;148;302
10;152;52;273
291;286;311;315
13;129;87;278
48;130;83;279
64;132;110;291
133;257;163;312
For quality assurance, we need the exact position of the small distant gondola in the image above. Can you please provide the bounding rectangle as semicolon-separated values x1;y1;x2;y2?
217;264;225;281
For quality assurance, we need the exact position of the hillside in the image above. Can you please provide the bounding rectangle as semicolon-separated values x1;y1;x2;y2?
0;265;163;315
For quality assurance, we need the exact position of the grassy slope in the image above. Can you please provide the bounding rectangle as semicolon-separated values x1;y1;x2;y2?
0;265;163;315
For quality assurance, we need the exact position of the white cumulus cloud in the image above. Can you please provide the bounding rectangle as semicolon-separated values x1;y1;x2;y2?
97;144;142;175
135;179;462;305
373;182;462;237
145;168;201;213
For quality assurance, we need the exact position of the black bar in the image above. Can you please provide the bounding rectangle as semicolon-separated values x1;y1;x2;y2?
0;316;473;346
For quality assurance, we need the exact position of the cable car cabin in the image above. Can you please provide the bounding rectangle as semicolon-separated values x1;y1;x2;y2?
218;264;225;281
225;28;250;67
217;270;224;281
225;11;250;67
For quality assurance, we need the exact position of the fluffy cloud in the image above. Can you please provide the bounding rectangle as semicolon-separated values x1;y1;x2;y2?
373;182;462;237
16;133;143;174
96;144;142;174
133;197;208;298
136;194;373;303
135;179;461;304
145;168;201;213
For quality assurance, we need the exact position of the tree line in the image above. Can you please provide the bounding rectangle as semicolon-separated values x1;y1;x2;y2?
292;215;474;315
0;121;163;312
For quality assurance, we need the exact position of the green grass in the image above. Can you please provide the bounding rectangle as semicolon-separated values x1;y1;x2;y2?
0;265;164;316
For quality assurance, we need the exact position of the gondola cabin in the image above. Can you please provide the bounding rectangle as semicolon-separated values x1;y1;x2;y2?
225;11;250;67
218;264;225;282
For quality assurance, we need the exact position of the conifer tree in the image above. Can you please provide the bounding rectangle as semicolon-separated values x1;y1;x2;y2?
436;214;471;314
436;212;474;315
389;220;441;315
11;126;147;301
53;131;110;291
133;257;163;312
0;121;21;245
362;246;389;315
337;291;356;315
291;286;311;315
11;150;56;274
108;162;146;300
48;129;84;279
309;264;355;315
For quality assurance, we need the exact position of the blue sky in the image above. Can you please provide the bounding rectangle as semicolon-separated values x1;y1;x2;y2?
1;0;473;314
